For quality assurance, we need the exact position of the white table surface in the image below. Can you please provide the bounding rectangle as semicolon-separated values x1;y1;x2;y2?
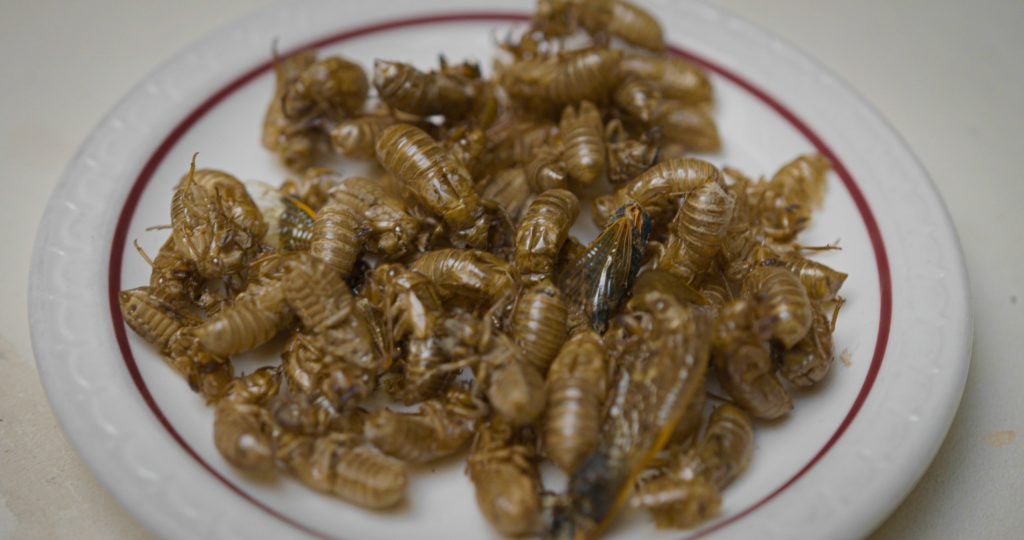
1;0;1021;538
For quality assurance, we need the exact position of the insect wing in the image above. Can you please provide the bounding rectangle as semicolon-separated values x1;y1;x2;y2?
564;205;650;331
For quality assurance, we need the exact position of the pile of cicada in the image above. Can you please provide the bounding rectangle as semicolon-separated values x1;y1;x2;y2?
119;0;847;537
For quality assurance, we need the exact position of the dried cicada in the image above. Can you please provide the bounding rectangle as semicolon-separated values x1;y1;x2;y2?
633;404;753;528
118;286;196;352
604;119;659;185
373;58;479;119
411;248;519;309
657;180;736;283
559;100;605;185
366;385;486;463
513;188;580;283
170;157;267;279
277;433;408;509
499;48;622;112
620;54;713;105
512;279;570;374
543;329;608;473
282;55;369;120
592;157;721;227
711;299;792;420
212;367;282;473
778;301;837;387
468;419;542;536
375;123;489;248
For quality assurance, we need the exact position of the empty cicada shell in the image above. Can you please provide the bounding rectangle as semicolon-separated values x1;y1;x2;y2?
543;329;607;473
512;279;569;374
592;157;722;228
366;385;486;463
468;419;542;536
513;188;580;283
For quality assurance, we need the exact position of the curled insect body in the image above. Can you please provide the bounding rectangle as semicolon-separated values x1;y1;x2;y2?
634;404;753;528
592;157;721;228
613;76;661;124
281;255;381;410
143;237;202;310
782;254;847;301
212;367;283;473
180;277;292;359
468;420;542;537
365;263;445;344
769;154;830;209
513;188;580;282
657;181;737;283
328;113;395;159
375;123;489;248
477;167;535;226
512;279;569;374
411;248;519;309
578;0;665;51
366;385;486;463
119;287;197;352
310;199;362;278
373;58;478;119
742;266;813;348
524;146;569;192
686;404;754;489
328;175;422;259
170;158;267;279
277;433;408;509
245;181;317;252
281;332;327;395
550;293;711;539
654;101;721;153
563;202;651;332
263;50;324;171
282;55;369;120
605;122;659;185
711;299;792;420
559;100;605;185
213;400;278;473
543;329;608;473
163;332;234;402
778;301;836;387
282;253;381;370
365;267;451;402
500;48;622;112
620;54;713;105
633;472;719;530
482;333;548;426
760;154;831;241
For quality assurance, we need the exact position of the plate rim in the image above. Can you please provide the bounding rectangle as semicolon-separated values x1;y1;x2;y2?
29;1;972;539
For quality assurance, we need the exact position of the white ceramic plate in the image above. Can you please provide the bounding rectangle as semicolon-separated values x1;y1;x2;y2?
29;1;971;538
